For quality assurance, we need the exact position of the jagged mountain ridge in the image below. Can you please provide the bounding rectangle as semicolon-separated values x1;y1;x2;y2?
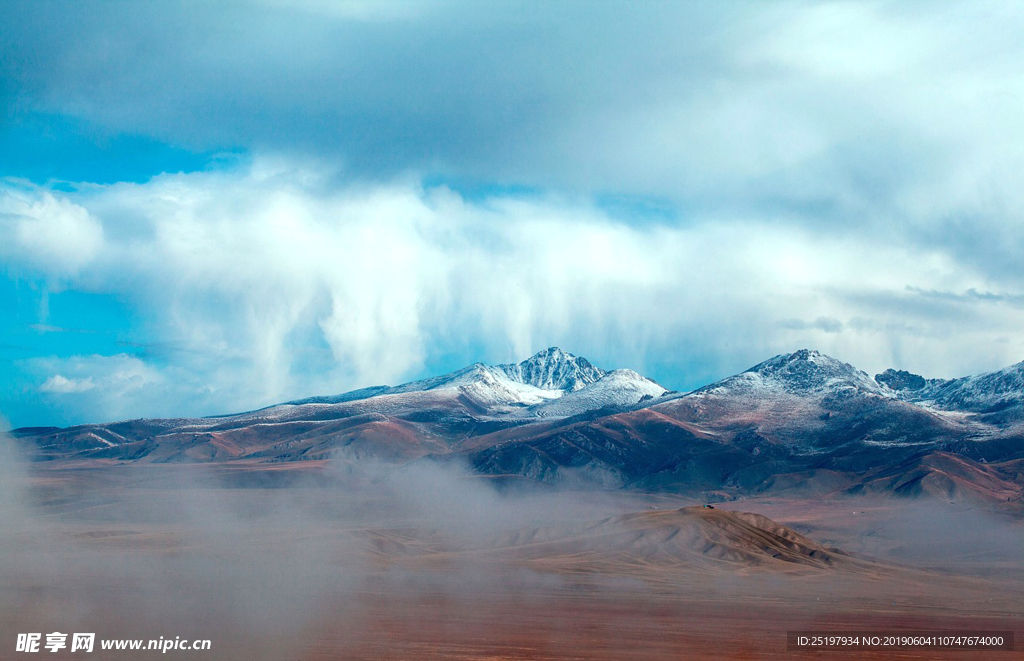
12;348;1024;503
283;347;623;410
15;348;670;463
463;349;1024;499
878;361;1024;417
497;346;606;392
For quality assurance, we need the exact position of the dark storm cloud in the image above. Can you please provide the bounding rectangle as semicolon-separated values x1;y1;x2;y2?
1;1;719;179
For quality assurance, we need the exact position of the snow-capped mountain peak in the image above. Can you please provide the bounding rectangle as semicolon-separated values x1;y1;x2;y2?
498;347;605;392
260;348;668;422
906;360;1024;413
347;362;562;410
733;349;884;396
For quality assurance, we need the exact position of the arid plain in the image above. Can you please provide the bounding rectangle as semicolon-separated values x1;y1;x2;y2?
3;459;1021;660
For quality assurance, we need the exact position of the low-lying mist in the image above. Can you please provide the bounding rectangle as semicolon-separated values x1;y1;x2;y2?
3;435;1023;659
0;437;680;658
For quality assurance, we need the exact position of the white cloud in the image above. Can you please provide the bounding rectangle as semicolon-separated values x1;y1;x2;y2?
5;157;1024;423
39;374;96;394
3;2;1024;426
27;354;169;422
0;184;104;278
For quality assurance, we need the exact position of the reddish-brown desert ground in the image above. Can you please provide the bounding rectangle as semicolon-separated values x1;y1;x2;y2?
2;462;1021;659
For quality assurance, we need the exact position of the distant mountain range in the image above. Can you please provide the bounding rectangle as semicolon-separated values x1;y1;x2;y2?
12;348;1024;503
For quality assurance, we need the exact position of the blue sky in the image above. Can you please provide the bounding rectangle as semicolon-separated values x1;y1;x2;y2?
2;0;1024;427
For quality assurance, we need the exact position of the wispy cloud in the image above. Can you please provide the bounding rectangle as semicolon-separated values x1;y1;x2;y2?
780;317;844;334
29;324;66;333
27;354;168;420
2;2;1024;424
2;157;1022;423
39;374;96;394
905;286;1024;307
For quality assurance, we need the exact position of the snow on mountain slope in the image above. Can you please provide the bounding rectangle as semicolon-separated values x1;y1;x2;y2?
654;349;962;451
875;361;1024;419
282;365;559;417
695;349;887;400
498;347;605;392
745;349;885;395
284;385;391;406
530;369;667;417
18;347;1024;498
915;361;1024;414
332;347;618;413
392;350;661;415
416;363;564;408
227;349;626;424
365;362;560;410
